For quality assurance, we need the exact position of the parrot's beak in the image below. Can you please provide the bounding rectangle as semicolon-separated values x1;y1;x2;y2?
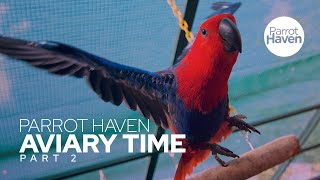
219;18;242;53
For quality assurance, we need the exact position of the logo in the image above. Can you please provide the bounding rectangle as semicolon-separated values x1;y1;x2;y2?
264;16;304;57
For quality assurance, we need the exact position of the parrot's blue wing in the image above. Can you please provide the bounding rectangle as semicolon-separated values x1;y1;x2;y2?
175;2;241;64
0;36;174;129
207;2;241;18
212;2;234;10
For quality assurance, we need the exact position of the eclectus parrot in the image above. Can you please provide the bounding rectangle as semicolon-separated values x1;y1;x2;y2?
0;13;260;180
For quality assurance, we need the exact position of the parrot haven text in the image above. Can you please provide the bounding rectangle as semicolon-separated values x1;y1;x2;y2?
20;118;150;133
266;27;302;44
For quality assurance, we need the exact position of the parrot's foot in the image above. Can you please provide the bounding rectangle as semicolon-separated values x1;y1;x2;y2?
226;114;261;134
209;144;239;167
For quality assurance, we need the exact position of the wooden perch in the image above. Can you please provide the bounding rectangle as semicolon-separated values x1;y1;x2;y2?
188;135;300;180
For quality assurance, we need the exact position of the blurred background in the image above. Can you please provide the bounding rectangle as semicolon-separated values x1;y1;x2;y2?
0;0;319;179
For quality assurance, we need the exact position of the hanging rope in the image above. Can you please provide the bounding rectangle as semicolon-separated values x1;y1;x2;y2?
167;0;195;42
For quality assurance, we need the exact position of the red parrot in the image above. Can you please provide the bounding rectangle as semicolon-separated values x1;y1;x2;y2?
0;13;259;180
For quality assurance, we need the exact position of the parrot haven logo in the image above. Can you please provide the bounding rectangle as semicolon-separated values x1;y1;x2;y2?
18;118;185;163
264;16;304;57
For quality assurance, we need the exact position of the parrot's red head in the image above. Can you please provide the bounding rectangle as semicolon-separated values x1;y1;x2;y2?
192;13;242;68
199;14;241;52
176;14;242;111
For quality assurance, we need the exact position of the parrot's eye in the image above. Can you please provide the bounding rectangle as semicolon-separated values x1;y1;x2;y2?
201;29;207;37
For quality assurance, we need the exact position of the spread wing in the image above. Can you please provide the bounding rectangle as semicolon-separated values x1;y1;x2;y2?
0;36;175;129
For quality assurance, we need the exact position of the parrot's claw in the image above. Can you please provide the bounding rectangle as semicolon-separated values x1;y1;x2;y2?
209;144;239;167
226;114;261;134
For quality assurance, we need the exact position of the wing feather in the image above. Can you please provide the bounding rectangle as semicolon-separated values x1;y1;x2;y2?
0;36;174;129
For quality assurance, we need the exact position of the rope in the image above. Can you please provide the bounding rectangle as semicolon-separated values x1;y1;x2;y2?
167;0;195;42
